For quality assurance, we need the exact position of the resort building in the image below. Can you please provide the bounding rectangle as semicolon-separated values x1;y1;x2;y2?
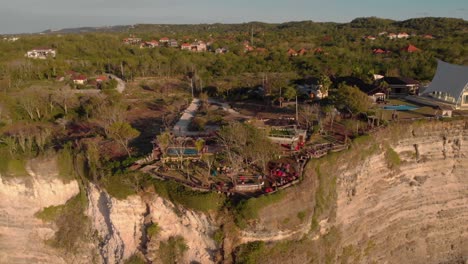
423;60;468;109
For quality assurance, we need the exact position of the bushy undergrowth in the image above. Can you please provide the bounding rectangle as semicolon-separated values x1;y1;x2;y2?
35;191;90;252
56;144;76;183
0;148;28;177
124;254;146;264
153;179;225;212
158;236;188;264
385;146;401;169
101;172;146;200
235;241;266;264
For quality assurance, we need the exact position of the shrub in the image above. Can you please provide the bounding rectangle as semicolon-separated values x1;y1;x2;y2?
147;222;161;238
56;144;76;183
124;254;146;264
385;146;401;169
297;211;307;222
213;229;225;245
45;192;90;252
235;241;265;264
159;236;188;264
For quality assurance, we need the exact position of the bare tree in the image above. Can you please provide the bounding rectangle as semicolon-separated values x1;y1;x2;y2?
108;122;140;157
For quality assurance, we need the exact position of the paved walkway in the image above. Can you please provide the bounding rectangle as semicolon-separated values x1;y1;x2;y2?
108;74;126;93
173;98;201;137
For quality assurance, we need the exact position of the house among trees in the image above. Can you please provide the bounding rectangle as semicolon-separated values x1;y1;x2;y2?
72;75;87;85
373;48;390;55
168;39;179;47
287;48;298;57
422;60;468;109
297;48;307;56
388;33;397;39
313;47;323;54
140;40;159;48
181;43;191;50
122;37;141;45
159;37;169;43
383;76;420;95
364;35;376;41
191;41;206;52
397;32;410;39
423;34;435;39
402;44;421;53
296;77;328;100
25;47;56;59
215;47;228;54
95;75;108;82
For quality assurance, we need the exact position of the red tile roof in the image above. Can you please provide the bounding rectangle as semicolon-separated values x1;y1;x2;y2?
73;75;87;81
287;48;298;56
297;48;307;55
403;44;421;53
314;48;323;54
96;75;108;82
373;48;386;54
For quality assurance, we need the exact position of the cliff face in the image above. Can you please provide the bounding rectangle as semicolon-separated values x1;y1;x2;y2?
87;186;217;264
0;157;216;264
336;122;468;263
0;158;79;264
2;121;468;264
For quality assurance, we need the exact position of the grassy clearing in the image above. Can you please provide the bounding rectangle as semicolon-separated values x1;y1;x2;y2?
152;179;225;213
233;191;285;228
101;173;141;200
0;149;28;177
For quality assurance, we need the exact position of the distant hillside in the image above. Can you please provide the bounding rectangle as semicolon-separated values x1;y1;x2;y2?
39;17;467;35
393;17;468;33
41;25;131;34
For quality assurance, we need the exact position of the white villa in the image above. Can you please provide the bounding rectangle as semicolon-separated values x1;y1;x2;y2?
25;48;56;59
422;60;468;109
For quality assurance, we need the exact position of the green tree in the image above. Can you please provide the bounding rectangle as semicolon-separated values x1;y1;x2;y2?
282;85;297;101
334;84;372;114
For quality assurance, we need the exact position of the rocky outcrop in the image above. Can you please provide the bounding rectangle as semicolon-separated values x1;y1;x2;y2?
86;185;217;264
146;196;217;263
0;158;79;264
86;185;147;264
0;155;217;264
335;122;468;263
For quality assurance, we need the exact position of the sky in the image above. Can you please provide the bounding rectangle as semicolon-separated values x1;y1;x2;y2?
0;0;467;34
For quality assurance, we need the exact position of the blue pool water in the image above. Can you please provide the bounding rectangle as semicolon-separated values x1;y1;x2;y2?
166;148;198;156
383;105;418;111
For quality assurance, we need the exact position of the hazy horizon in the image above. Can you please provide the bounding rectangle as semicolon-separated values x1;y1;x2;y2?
1;0;467;34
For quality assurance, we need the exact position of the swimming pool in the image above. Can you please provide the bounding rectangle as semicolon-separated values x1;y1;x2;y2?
166;148;199;156
383;105;418;111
